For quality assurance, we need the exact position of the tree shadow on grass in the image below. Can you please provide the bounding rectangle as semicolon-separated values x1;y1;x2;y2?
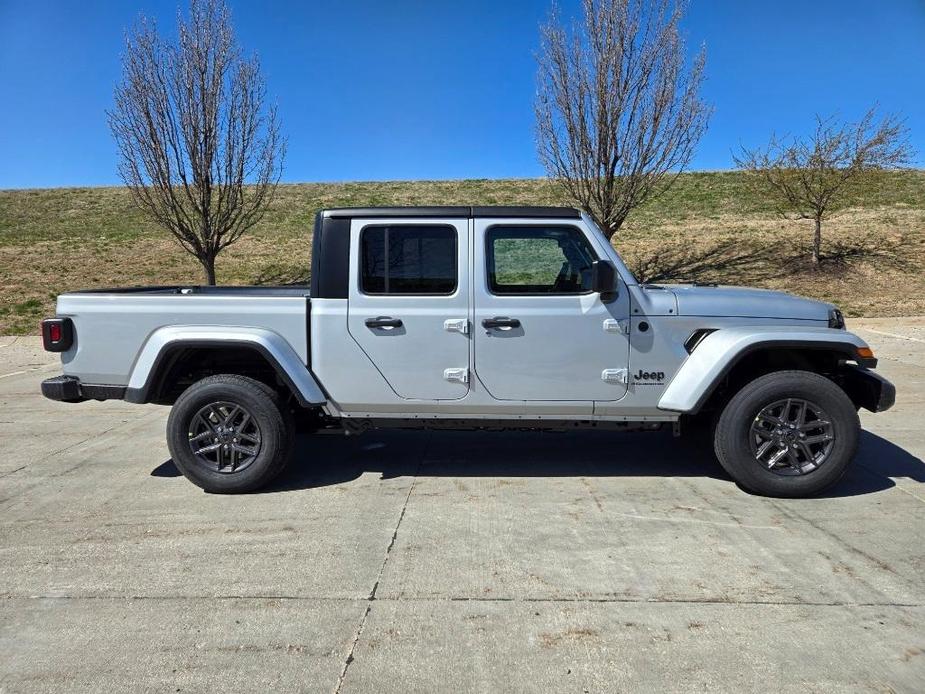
627;232;917;285
628;238;773;284
153;428;923;499
783;233;919;276
251;263;311;286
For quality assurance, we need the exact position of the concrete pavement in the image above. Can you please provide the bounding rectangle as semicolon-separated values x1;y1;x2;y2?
0;320;923;692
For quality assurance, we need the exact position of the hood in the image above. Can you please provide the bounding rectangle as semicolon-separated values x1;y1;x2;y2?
665;284;832;321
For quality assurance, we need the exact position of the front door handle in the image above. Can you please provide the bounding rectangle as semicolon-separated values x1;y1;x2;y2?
365;316;403;329
482;317;521;329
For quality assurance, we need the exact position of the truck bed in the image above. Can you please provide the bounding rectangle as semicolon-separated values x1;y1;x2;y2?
56;286;311;385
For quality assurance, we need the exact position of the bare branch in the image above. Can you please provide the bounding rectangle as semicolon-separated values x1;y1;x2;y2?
107;0;285;284
535;0;711;239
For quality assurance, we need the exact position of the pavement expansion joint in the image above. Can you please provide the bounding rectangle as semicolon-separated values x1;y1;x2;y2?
6;595;922;609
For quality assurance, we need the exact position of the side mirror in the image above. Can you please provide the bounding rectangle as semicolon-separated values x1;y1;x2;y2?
591;260;617;299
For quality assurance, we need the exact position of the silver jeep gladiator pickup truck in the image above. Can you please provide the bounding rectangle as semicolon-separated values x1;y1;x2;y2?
41;206;894;497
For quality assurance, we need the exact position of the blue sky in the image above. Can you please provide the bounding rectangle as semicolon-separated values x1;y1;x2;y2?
1;0;923;188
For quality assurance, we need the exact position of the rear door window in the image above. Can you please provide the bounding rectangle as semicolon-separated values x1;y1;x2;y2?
360;225;457;295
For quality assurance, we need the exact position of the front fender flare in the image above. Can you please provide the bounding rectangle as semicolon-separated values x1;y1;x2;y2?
657;327;871;413
124;326;326;406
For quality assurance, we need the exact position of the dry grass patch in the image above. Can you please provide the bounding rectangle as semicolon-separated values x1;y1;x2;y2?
1;171;924;333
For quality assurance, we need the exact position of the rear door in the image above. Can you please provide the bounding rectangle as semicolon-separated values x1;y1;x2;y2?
347;218;470;400
473;220;630;401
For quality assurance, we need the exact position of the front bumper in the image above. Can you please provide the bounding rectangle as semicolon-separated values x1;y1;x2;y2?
41;375;126;403
840;365;895;413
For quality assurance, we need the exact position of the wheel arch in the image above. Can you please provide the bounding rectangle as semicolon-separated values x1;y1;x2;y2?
124;327;326;407
660;329;873;415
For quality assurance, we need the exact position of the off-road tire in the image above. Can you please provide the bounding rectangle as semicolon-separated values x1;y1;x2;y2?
167;374;294;493
714;370;859;497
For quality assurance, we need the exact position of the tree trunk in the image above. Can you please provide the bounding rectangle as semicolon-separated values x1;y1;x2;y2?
812;217;822;266
201;256;217;285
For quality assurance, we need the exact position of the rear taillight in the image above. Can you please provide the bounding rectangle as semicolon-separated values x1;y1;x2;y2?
42;317;73;352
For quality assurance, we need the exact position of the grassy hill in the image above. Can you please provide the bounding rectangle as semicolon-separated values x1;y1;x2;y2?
1;170;924;334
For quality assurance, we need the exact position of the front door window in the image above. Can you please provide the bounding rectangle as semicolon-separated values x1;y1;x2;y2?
487;226;597;295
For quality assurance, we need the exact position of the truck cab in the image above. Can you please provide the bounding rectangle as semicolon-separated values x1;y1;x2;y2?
41;206;895;497
310;206;635;418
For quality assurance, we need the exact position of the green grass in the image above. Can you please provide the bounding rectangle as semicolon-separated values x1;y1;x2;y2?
1;169;924;334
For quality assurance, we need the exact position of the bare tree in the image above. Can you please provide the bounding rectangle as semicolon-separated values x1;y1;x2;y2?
734;109;912;266
109;0;284;285
536;0;710;240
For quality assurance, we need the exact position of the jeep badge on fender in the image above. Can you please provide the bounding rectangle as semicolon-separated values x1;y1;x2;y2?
633;369;665;383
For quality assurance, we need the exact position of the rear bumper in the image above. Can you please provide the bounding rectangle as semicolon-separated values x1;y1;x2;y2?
41;375;126;403
840;365;896;413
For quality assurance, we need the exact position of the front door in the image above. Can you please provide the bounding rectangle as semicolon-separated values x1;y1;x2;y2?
347;218;470;400
473;221;630;401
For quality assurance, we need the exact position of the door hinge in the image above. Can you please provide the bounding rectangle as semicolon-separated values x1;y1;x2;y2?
444;318;469;334
601;368;628;385
444;367;469;384
603;318;630;334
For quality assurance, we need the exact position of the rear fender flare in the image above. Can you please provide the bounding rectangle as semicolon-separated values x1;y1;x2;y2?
658;328;871;413
124;326;326;406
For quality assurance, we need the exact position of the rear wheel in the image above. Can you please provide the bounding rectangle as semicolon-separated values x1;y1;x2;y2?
167;374;294;493
714;370;859;497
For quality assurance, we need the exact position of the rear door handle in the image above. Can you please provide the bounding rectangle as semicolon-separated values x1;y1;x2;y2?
482;317;521;329
365;316;403;329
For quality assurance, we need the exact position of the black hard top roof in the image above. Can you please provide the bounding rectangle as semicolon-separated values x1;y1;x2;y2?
321;206;581;219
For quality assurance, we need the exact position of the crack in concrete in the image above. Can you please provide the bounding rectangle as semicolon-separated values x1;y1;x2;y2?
0;409;162;490
332;433;427;694
0;363;59;379
48;410;164;479
766;497;920;602
0;410;167;510
0;465;27;479
0;412;160;504
855;459;925;504
859;327;925;344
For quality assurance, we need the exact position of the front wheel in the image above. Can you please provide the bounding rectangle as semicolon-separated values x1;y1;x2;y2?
714;370;860;497
166;374;294;493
